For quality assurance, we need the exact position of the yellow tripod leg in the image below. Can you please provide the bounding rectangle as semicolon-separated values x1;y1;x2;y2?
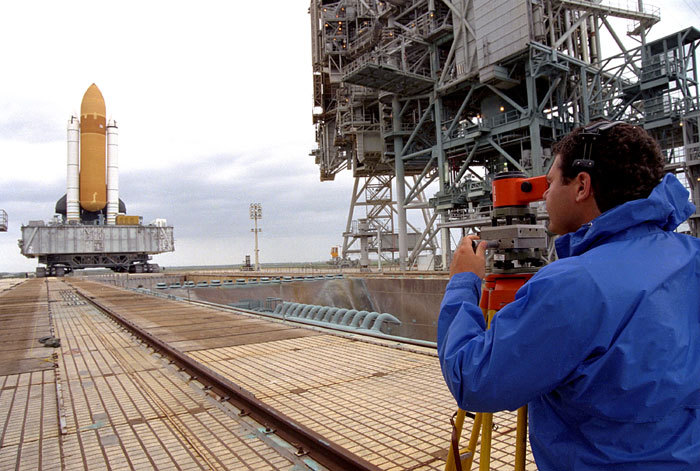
462;411;482;470
475;308;496;471
445;409;466;471
444;409;483;471
479;412;493;471
515;405;528;471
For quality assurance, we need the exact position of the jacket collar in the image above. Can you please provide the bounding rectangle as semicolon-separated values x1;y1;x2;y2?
555;173;695;258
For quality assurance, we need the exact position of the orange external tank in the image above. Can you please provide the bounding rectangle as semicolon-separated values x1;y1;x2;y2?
79;84;107;212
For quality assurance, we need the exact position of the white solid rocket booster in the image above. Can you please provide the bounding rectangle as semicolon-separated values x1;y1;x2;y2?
66;116;80;222
106;120;119;225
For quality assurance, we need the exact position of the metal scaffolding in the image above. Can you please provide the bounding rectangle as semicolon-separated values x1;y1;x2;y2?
310;0;700;270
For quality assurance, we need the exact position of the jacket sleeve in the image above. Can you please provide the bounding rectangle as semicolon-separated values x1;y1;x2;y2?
438;264;605;412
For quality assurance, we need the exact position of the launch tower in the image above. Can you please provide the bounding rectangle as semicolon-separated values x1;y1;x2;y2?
19;84;174;276
310;0;700;270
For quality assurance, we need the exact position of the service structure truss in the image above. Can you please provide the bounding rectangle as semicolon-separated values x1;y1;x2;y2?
310;0;700;270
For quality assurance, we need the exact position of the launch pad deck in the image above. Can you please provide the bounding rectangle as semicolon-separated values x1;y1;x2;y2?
0;278;534;470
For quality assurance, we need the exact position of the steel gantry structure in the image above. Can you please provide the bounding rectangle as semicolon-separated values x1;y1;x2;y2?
310;0;700;270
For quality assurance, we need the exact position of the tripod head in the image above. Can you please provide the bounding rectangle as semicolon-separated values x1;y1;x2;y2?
480;171;548;274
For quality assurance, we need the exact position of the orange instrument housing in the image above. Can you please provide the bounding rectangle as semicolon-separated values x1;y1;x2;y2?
492;174;548;208
479;274;534;312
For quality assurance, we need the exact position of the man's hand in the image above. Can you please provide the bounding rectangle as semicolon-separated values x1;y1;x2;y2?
449;235;487;279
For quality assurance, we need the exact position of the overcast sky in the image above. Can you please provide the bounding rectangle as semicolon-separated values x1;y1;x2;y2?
1;1;699;272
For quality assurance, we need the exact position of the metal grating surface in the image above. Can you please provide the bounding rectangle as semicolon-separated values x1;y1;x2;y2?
0;279;304;470
0;280;54;376
0;370;61;470
1;278;538;470
71;279;537;471
191;337;537;470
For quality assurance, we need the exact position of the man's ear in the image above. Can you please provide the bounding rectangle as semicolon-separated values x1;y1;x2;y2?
574;172;594;203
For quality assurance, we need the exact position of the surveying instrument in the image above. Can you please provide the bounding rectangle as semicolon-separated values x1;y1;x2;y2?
445;171;548;471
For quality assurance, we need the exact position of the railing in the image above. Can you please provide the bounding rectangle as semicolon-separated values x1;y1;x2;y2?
644;95;691;120
447;206;492;223
348;23;379;52
343;52;386;77
486;109;523;128
343;48;433;81
448;119;481;139
567;0;661;18
603;0;660;17
667;147;686;166
642;57;680;83
410;9;453;39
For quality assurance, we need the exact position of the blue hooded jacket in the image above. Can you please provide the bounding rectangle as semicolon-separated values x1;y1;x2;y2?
438;174;700;470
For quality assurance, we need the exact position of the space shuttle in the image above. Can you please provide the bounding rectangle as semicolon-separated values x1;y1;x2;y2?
55;83;125;224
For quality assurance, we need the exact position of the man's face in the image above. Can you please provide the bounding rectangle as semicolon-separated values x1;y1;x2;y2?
544;155;583;235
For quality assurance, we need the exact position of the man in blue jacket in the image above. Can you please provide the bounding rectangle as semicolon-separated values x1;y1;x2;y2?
438;121;700;470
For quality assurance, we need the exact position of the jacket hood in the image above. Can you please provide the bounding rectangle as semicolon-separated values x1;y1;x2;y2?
555;173;695;258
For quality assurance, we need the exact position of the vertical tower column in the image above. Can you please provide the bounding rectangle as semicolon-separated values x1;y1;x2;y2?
106;120;119;225
638;0;647;48
342;177;361;260
392;96;408;271
358;218;370;270
526;70;544;176
433;93;451;269
66;117;80;222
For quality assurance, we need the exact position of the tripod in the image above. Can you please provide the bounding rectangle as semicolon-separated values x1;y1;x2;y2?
444;172;548;471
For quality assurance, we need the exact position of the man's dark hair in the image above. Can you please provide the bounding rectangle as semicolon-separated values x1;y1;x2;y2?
552;121;665;213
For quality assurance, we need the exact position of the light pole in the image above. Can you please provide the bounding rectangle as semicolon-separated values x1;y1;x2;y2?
249;203;262;271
